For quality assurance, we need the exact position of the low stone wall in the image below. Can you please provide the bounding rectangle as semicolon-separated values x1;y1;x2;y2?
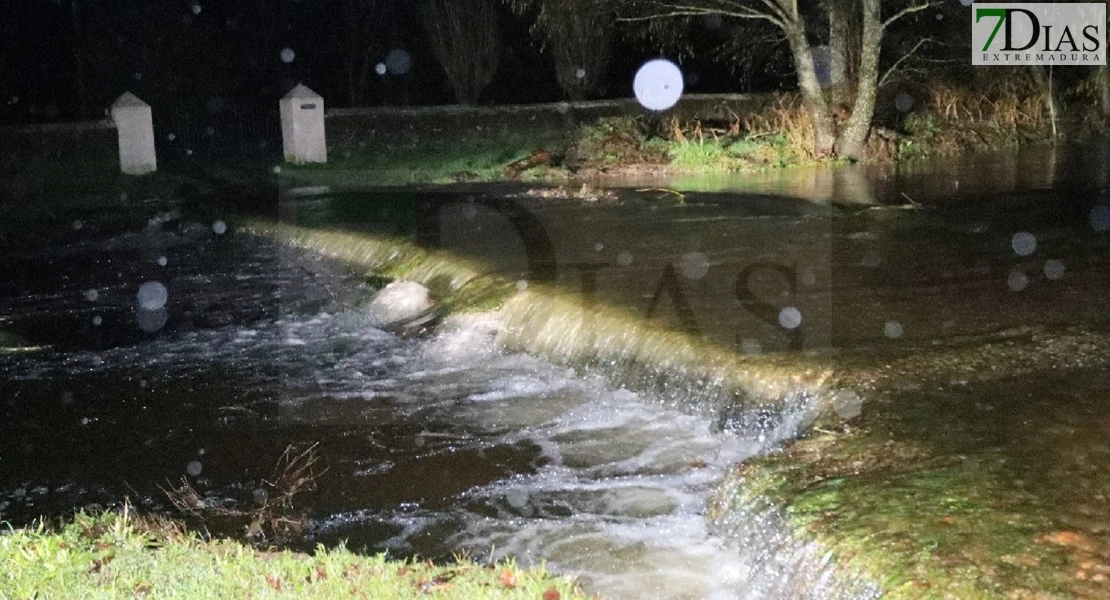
324;93;776;159
0;120;118;174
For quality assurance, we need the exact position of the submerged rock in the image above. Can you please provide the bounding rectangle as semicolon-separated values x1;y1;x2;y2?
363;280;436;334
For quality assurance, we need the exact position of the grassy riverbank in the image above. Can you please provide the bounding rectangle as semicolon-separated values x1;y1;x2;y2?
286;79;1107;188
0;511;586;600
726;328;1110;599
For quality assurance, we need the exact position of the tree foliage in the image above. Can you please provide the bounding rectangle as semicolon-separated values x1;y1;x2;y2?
507;0;614;100
423;0;502;104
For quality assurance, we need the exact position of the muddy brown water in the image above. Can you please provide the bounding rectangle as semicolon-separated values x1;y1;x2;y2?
1;143;1108;599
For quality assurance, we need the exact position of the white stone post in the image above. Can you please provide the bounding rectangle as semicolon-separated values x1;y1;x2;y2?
280;84;327;164
110;92;157;175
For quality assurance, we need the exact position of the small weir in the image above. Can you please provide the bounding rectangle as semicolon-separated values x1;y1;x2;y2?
4;146;1108;598
1;205;877;600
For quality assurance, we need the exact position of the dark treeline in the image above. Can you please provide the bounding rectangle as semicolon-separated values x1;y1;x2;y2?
1;0;752;122
2;1;1106;159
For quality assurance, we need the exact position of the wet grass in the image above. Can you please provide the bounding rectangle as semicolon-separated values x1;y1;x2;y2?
285;104;822;188
0;511;586;599
729;329;1110;599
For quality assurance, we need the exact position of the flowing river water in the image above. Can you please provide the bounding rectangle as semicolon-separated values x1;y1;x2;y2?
1;144;1108;598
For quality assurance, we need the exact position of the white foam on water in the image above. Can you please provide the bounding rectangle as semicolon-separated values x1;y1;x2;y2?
364;318;833;600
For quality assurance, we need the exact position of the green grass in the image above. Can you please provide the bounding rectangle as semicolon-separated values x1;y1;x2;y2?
719;330;1110;599
0;511;587;600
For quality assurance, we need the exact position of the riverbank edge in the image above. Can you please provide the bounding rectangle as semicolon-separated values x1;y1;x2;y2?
724;328;1110;599
245;219;1110;599
240;219;892;595
0;510;587;599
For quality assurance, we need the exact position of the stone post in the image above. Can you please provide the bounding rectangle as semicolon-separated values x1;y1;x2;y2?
110;92;156;175
280;84;327;164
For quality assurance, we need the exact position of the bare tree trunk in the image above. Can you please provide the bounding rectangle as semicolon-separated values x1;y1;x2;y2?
784;24;837;156
835;0;880;159
1029;65;1058;135
826;0;860;109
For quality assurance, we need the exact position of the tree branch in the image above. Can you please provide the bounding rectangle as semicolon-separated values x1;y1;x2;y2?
882;1;939;30
878;37;931;88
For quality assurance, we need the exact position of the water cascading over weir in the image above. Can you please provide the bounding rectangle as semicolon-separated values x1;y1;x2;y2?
241;213;882;600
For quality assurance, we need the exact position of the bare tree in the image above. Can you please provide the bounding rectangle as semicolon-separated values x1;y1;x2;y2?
610;0;936;159
508;0;614;100
338;0;391;105
424;0;503;104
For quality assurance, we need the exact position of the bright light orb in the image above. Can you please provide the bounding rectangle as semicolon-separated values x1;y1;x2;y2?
136;281;168;310
633;59;684;112
778;306;803;330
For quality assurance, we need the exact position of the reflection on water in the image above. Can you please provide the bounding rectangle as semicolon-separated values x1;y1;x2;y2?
0;218;863;599
1;143;1108;599
612;143;1108;205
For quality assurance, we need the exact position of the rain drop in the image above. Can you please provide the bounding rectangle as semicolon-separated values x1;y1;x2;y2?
272;165;282;175
1090;205;1110;232
574;67;586;80
73;219;84;230
810;45;845;87
1011;231;1037;256
832;390;863;419
186;461;203;477
594;242;605;252
136;281;168;310
617;251;634;267
84;289;99;302
1007;270;1029;292
167;132;176;142
385;49;412;75
1044;259;1065;280
679;252;709;280
894;93;914;113
516;280;528;291
157;256;168;267
884;321;904;339
253;488;268;505
778;306;803;330
60;391;73;405
375;62;387;76
136;307;168;332
91;315;103;326
212;220;227;235
280;47;296;63
633;59;684;111
190;3;201;15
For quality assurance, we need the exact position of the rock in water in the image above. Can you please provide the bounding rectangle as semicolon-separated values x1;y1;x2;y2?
364;280;435;332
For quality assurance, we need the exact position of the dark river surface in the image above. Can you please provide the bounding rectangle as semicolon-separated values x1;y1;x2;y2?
1;144;1108;599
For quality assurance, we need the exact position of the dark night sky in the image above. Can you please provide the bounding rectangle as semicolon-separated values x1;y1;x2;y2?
0;0;773;124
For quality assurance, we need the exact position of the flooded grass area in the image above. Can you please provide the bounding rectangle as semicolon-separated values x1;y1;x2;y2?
737;343;1110;598
2;143;1110;598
